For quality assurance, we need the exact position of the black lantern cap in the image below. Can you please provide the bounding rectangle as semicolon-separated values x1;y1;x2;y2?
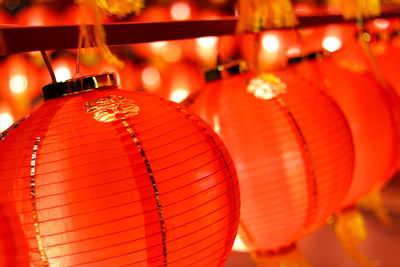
42;73;117;100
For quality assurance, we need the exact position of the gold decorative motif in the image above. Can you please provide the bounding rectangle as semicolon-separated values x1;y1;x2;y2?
121;120;167;266
247;73;287;100
30;137;49;267
86;95;139;122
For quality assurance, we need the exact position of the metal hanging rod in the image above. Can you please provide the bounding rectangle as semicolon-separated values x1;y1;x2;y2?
1;9;400;55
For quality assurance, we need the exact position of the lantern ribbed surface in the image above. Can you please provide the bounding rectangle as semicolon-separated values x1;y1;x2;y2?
190;70;354;251
0;198;30;267
0;86;240;266
296;58;398;208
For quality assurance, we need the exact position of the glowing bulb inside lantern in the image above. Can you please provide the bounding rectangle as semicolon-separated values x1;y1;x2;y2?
0;112;13;132
322;36;342;52
55;67;72;82
170;88;189;103
142;67;161;91
196;37;218;48
170;2;191;21
262;34;280;53
9;74;28;94
374;19;389;30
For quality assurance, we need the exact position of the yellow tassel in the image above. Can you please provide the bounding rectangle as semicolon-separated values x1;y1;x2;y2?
332;208;376;267
328;0;381;20
236;0;298;33
95;0;144;18
76;0;144;68
251;244;312;267
358;190;392;226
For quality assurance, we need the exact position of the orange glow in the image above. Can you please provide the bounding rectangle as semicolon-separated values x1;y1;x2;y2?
54;66;72;82
262;34;280;53
150;41;167;55
170;2;191;20
9;74;28;94
142;66;161;91
0;112;13;132
322;36;342;52
195;37;218;64
162;45;182;62
196;37;218;48
374;18;389;30
169;88;189;103
286;47;302;57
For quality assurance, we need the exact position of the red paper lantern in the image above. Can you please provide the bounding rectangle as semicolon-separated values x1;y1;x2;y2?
16;5;58;26
0;73;240;266
140;62;204;102
190;69;354;251
0;55;44;119
0;197;30;267
373;36;400;101
295;58;398;208
239;30;300;71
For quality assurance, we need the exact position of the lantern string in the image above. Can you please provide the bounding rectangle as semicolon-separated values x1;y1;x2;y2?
250;244;312;267
252;33;261;73
40;50;57;83
332;208;376;267
358;190;392;226
74;48;83;78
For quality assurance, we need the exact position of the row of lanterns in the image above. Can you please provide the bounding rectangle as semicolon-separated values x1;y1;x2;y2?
1;7;400;267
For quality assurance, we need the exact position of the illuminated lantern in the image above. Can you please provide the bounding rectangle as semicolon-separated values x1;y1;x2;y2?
0;104;15;133
162;62;204;103
190;67;354;263
238;30;301;71
0;73;240;266
130;4;234;66
0;197;30;267
138;62;203;102
295;58;398;208
0;55;44;119
16;5;58;26
0;9;12;25
130;4;191;63
373;36;400;101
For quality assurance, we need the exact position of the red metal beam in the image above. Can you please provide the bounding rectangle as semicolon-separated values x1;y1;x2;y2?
1;9;400;55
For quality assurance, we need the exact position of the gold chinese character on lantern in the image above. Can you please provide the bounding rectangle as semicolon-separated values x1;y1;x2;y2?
86;95;140;122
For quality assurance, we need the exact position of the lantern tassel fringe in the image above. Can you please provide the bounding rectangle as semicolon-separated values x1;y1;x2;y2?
251;244;312;267
328;0;381;20
332;208;376;267
358;190;392;226
76;0;145;68
236;0;298;33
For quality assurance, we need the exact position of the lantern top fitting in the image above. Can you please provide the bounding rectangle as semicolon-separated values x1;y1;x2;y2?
205;60;248;82
42;72;117;100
